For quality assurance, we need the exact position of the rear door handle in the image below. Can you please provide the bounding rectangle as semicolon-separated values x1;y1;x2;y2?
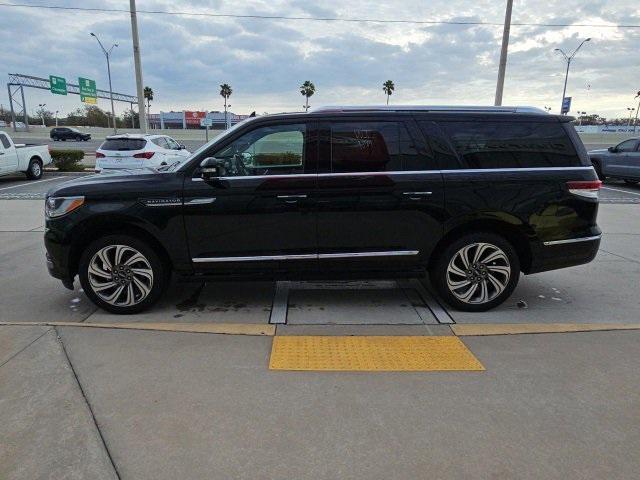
277;194;307;204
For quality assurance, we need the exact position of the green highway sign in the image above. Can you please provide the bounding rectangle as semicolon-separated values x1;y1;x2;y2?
79;77;97;104
49;75;67;95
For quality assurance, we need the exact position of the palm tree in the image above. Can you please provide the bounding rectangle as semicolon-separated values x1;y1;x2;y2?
300;81;315;112
143;86;153;130
220;83;232;129
383;80;395;105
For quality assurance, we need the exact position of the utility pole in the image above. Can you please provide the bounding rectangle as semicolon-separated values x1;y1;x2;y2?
634;91;640;133
90;33;118;134
130;0;147;133
494;0;513;106
555;38;591;114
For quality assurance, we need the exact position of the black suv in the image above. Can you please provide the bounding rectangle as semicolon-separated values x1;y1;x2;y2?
50;127;91;141
45;106;601;314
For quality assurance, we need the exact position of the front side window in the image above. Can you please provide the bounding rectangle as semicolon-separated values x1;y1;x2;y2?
330;121;423;172
165;137;180;150
616;139;638;152
152;137;169;149
214;123;306;176
438;121;581;169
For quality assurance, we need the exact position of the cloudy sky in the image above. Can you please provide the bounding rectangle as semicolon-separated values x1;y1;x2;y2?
0;0;638;119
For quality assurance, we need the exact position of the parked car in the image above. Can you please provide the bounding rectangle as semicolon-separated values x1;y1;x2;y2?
588;138;640;185
50;127;91;142
44;106;601;314
0;131;52;179
95;134;191;172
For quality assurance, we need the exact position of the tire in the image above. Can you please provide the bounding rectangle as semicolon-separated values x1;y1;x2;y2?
26;158;43;180
624;180;639;186
78;235;169;314
430;232;520;312
591;160;605;181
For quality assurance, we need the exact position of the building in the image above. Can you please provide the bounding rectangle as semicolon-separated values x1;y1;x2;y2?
149;110;249;130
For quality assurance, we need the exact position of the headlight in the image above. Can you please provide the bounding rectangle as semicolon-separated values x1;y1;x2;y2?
45;196;85;218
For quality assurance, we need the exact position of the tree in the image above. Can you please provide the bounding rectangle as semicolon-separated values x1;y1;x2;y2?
143;86;154;112
300;81;315;112
383;80;395;105
220;83;232;128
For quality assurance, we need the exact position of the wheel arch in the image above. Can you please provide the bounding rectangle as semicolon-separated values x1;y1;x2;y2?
68;217;173;278
428;218;534;274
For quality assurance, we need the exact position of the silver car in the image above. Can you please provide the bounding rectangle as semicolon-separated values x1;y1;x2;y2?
588;138;640;185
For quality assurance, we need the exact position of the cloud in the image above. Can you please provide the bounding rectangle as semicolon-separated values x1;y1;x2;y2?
0;0;638;119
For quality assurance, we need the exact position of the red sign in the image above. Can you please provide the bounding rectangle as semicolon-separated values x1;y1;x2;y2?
185;111;207;125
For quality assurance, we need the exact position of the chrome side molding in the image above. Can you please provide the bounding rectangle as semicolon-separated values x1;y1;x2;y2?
192;250;419;263
543;234;601;246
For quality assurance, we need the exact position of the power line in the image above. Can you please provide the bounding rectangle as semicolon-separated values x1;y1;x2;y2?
0;2;639;28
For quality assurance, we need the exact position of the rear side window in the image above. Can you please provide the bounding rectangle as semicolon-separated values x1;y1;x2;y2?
437;121;581;169
100;139;147;151
0;134;10;148
330;121;424;172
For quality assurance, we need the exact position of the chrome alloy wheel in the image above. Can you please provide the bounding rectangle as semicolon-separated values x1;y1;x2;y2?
87;245;154;307
446;242;511;304
31;162;41;177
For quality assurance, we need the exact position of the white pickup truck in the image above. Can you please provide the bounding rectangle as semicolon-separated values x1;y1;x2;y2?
0;131;52;180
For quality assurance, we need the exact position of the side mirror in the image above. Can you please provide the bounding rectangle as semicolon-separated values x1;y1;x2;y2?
199;157;226;180
179;144;186;150
608;146;617;153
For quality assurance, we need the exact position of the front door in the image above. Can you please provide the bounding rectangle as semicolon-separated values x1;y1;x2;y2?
183;121;318;275
606;139;640;178
315;118;444;273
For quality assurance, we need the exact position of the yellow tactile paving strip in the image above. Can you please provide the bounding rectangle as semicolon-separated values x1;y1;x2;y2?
269;336;485;371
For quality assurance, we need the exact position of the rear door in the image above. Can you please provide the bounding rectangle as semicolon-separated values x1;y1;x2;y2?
183;120;319;274
315;116;444;273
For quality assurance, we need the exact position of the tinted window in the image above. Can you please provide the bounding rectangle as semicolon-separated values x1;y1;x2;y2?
215;123;306;176
330;121;423;172
0;134;10;148
616;139;638;152
151;137;169;149
100;138;147;151
438;121;581;169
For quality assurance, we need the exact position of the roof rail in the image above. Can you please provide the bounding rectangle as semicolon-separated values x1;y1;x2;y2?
309;105;548;114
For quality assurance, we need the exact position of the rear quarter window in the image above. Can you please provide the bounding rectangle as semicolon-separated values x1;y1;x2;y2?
100;139;147;151
437;121;582;169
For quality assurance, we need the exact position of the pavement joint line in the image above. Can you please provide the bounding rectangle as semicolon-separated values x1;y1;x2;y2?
451;323;640;336
0;321;276;336
54;326;122;480
0;327;52;370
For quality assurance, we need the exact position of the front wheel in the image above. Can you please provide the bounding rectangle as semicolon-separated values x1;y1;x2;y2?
430;232;520;312
79;235;168;314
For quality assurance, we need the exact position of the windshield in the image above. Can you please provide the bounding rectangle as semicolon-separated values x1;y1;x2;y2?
176;116;259;171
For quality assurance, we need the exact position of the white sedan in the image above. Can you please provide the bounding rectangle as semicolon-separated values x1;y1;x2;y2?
95;134;191;172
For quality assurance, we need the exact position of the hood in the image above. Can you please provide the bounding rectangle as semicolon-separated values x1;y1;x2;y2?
587;148;608;155
46;169;179;199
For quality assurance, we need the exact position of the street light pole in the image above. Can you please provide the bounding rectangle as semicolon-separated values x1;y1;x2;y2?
130;0;147;133
90;33;118;134
634;91;640;133
38;103;46;127
627;108;636;132
494;0;513;106
555;38;591;114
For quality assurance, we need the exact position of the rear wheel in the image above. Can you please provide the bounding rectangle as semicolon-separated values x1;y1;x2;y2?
430;232;520;312
624;180;639;186
79;235;168;314
26;158;43;180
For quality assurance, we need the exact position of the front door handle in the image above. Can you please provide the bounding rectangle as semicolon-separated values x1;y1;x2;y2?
277;194;307;204
403;191;432;200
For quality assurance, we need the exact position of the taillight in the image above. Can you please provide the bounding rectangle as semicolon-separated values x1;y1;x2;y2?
95;152;105;158
567;180;601;199
133;151;155;159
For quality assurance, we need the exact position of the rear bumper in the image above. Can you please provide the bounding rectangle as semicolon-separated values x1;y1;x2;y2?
528;234;601;274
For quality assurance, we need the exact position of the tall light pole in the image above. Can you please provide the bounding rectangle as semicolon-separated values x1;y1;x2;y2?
634;91;640;134
494;0;513;106
130;0;147;133
627;107;636;132
554;38;591;114
38;103;46;127
90;32;118;134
